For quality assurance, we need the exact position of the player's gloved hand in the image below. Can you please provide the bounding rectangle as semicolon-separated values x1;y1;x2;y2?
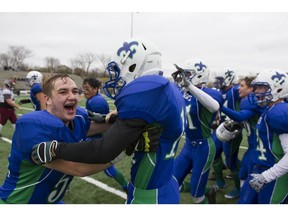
125;125;161;156
31;140;58;165
249;173;267;192
88;110;106;123
171;64;191;88
18;98;32;105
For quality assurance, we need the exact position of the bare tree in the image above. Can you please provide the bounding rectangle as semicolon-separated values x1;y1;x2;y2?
8;45;32;70
45;57;60;75
96;53;112;74
70;52;97;75
0;53;12;69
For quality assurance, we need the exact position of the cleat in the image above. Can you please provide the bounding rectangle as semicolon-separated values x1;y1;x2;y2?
224;187;240;199
216;181;227;189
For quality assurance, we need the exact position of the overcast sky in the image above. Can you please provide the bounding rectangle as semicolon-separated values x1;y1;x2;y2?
1;7;288;77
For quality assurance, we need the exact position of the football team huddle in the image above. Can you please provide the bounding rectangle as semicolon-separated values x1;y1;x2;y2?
0;38;287;204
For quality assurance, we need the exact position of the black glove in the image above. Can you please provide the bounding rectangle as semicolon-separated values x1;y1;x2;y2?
31;140;58;165
125;125;161;156
88;110;106;123
171;64;191;88
225;120;244;132
88;110;119;124
18;98;32;105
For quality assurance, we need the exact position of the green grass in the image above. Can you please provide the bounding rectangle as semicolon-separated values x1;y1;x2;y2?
0;95;248;204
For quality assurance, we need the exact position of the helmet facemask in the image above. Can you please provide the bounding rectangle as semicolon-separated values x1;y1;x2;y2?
213;69;235;90
250;69;286;106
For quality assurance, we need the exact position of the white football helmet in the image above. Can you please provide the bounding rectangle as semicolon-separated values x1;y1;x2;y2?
181;59;210;86
251;69;287;105
4;79;15;88
216;120;243;142
213;68;235;89
25;71;43;87
103;38;163;99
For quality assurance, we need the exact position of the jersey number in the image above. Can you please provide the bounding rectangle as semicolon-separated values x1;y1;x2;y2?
48;175;71;203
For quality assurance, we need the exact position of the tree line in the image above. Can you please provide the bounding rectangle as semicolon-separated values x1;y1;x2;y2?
0;45;112;78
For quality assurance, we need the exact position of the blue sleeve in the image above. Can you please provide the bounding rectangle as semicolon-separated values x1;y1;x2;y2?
220;105;255;122
267;104;288;134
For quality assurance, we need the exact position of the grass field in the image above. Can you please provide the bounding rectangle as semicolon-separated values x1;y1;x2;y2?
0;95;248;204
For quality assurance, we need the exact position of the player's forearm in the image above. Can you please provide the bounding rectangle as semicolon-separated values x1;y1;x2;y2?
220;106;254;122
6;100;20;109
54;119;146;164
45;160;112;176
262;133;288;182
186;83;219;113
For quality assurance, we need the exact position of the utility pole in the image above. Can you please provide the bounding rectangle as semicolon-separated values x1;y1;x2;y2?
130;12;134;38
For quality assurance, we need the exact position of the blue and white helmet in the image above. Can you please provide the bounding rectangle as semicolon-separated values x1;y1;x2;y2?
251;68;287;104
103;38;162;99
214;67;235;89
181;59;210;86
25;71;43;87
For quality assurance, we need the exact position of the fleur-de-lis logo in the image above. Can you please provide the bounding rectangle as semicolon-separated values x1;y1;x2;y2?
117;41;139;60
225;70;234;78
195;61;207;72
32;74;37;80
271;71;286;85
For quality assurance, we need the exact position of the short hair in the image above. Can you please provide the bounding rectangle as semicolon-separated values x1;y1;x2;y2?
83;77;102;89
42;74;75;97
241;76;256;88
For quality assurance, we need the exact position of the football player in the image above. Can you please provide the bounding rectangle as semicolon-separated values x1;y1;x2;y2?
212;68;242;199
240;69;288;204
0;74;156;204
82;77;128;192
218;76;265;188
0;79;21;136
19;71;46;110
31;38;186;204
172;60;223;204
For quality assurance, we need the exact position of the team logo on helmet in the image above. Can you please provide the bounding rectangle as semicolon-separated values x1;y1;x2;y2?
117;41;139;62
195;62;207;71
31;74;38;81
225;70;234;79
272;71;286;85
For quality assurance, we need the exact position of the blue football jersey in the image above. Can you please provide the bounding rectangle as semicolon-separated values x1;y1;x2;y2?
220;84;241;122
240;97;265;149
0;107;90;204
184;87;223;140
30;83;43;111
115;75;186;189
254;102;288;168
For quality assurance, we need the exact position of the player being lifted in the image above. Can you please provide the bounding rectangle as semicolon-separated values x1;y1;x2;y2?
0;73;158;204
31;38;186;204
